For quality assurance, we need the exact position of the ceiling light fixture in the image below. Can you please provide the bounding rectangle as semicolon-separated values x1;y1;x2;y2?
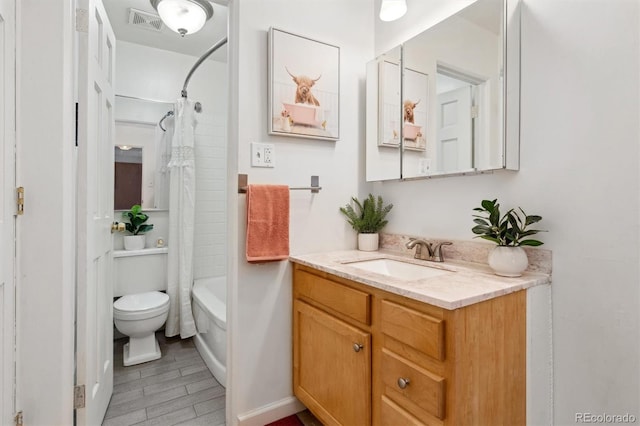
150;0;214;37
118;145;133;151
379;0;407;22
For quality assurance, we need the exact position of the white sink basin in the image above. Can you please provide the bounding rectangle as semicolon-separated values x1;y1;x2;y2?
344;258;452;280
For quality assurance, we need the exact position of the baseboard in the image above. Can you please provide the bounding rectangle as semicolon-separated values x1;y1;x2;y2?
237;396;306;426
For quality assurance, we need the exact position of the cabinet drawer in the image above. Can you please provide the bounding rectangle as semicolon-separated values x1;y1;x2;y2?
381;349;445;420
380;300;444;360
380;395;426;426
295;269;371;325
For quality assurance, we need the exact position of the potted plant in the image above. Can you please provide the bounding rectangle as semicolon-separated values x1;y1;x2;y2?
340;194;393;251
472;199;545;277
121;204;154;250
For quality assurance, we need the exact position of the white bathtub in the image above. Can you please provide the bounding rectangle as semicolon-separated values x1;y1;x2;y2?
192;276;226;387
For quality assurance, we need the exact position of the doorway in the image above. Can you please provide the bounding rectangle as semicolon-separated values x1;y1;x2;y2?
100;1;229;424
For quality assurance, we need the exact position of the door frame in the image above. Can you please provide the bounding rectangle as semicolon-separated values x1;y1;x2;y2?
0;0;16;423
14;0;76;423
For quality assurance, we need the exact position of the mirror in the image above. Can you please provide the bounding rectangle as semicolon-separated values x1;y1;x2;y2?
366;0;521;181
114;96;173;210
366;46;402;181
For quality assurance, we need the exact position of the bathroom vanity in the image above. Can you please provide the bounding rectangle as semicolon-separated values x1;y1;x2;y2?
290;250;551;426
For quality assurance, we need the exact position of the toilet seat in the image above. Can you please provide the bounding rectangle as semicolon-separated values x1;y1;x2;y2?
114;291;169;321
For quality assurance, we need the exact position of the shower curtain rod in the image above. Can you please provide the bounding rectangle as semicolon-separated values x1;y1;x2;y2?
181;36;228;99
115;93;174;105
115;94;202;131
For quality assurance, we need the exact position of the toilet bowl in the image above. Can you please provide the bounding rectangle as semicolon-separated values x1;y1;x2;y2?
114;291;170;366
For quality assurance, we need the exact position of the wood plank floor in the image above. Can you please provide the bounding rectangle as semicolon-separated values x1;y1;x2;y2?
103;332;226;426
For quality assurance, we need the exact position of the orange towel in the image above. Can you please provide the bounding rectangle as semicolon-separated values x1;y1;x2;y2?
246;184;290;262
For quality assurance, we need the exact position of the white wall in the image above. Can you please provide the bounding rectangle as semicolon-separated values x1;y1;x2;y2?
115;41;228;279
375;0;640;424
228;0;374;423
374;0;475;56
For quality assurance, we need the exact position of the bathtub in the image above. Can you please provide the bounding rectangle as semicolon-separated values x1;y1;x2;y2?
192;276;226;387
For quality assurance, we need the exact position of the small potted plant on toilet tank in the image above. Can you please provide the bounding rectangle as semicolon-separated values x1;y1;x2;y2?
340;194;393;251
122;204;154;250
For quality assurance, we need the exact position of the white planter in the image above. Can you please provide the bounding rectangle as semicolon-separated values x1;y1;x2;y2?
488;246;528;277
124;235;146;251
358;233;379;252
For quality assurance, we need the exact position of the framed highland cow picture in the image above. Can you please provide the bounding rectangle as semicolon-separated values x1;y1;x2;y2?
268;28;340;141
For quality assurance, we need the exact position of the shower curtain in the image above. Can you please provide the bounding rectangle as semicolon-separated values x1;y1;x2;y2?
154;116;172;210
165;98;197;338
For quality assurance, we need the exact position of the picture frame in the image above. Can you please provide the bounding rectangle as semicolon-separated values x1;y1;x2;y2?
268;27;340;141
402;68;428;151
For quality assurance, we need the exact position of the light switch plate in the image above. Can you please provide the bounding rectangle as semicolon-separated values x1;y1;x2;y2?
251;142;275;168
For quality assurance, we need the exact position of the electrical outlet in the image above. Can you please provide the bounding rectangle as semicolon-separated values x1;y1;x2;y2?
264;146;273;165
251;142;275;168
418;158;431;174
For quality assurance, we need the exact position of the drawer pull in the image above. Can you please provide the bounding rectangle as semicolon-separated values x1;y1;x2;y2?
353;343;364;352
397;377;410;389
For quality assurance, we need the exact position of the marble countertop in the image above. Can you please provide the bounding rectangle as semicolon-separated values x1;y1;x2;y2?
289;249;551;310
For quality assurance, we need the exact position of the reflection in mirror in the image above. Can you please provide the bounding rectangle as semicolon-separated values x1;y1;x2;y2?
378;59;401;148
402;68;428;152
366;0;520;182
402;0;504;179
114;96;173;210
435;69;476;172
114;147;142;209
366;45;402;181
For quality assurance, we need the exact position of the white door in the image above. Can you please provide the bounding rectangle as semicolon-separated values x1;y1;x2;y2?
76;0;116;424
0;0;16;423
437;86;473;172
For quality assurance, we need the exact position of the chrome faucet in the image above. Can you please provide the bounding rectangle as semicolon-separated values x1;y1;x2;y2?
431;241;452;262
405;238;433;261
405;239;452;262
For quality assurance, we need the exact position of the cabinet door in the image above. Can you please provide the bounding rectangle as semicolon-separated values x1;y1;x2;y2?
294;300;372;426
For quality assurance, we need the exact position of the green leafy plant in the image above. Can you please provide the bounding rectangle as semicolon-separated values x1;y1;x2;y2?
340;194;393;234
472;199;545;246
121;204;154;235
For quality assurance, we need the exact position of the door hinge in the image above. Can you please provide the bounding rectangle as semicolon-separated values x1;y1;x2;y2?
74;385;86;409
16;187;24;216
471;105;479;119
14;411;23;426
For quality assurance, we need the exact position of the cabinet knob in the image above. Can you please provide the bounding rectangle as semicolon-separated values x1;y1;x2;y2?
353;343;364;352
397;377;410;389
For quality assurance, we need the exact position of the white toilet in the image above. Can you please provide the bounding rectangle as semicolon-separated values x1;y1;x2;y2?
113;248;170;366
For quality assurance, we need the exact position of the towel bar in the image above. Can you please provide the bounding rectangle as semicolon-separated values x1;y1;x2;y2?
237;174;321;194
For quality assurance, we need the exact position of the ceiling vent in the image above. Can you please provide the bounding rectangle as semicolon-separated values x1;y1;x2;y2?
128;8;164;32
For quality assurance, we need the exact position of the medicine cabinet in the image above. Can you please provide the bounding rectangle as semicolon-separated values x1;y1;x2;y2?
366;0;521;181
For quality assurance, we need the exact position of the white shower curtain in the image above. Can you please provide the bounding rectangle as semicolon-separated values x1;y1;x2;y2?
165;98;197;338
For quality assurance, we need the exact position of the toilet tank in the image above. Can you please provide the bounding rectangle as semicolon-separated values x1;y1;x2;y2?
113;248;169;297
